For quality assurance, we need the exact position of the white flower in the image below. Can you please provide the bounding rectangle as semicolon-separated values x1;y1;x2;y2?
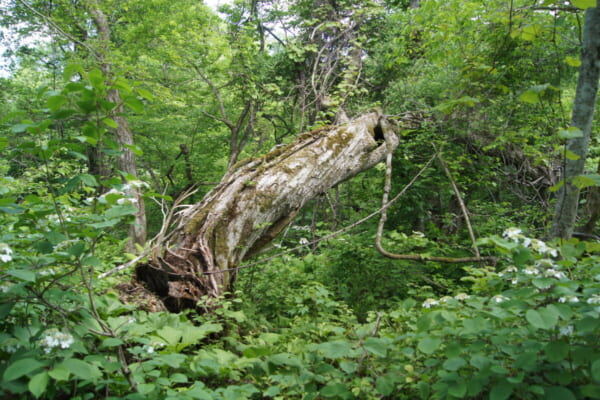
422;298;439;308
454;293;470;301
502;227;522;241
559;325;574;337
522;238;531;247
128;180;149;189
511;278;518;285
491;295;509;303
412;231;425;238
523;266;540;276
299;238;310;245
558;296;579;303
0;244;13;263
0;284;11;293
39;329;75;353
586;295;600;305
439;296;453;303
544;269;566;279
530;239;557;257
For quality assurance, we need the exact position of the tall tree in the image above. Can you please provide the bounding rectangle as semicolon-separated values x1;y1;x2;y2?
87;0;147;250
551;1;600;239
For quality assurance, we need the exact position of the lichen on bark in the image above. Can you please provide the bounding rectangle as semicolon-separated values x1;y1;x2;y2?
135;110;399;312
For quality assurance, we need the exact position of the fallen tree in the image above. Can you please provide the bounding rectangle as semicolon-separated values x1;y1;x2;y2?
134;111;399;312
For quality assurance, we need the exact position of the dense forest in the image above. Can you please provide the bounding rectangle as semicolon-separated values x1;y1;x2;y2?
1;0;600;398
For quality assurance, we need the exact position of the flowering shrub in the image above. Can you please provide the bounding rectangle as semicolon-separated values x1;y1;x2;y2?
386;228;600;399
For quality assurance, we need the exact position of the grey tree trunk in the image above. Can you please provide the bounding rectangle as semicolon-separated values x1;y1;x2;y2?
551;3;600;239
89;2;147;250
136;111;398;311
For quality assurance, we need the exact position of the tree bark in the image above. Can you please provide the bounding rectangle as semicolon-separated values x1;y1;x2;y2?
135;111;398;312
88;1;147;250
551;3;600;239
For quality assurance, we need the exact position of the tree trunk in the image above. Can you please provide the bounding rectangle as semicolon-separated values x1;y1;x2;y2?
88;1;147;250
551;3;600;239
135;111;397;312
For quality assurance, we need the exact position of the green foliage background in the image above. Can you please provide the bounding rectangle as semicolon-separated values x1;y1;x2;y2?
1;0;600;398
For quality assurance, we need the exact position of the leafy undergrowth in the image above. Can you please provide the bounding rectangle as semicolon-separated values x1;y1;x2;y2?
1;226;600;399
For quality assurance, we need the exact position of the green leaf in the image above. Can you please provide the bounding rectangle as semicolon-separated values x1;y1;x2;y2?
88;218;120;228
363;337;391;357
376;375;395;396
59;358;102;381
87;69;105;90
124;144;144;156
591;359;600;381
572;0;596;9
6;269;36;282
136;88;154;101
544;386;576;400
48;366;70;381
63;63;84;81
46;95;68;112
581;384;600;399
549;179;564;193
264;386;281;397
105;204;138;218
124;97;144;113
513;246;532;266
44;231;67;245
443;357;467;371
565;150;581;160
28;371;49;398
418;337;441;354
490;380;513;400
545;341;569;362
339;360;358;374
317;340;353;358
158;326;182;346
573;174;600;189
180;323;222;348
102;118;118;129
3;358;44;381
519;90;539;104
79;174;98;187
532;278;554;289
320;383;350;398
565;56;581;67
558;127;583;139
470;354;492;370
448;380;467;398
526;308;559;330
11;123;33;133
75;135;98;146
138;383;156;395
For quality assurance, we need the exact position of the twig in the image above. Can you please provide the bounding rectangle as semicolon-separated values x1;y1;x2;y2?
375;139;495;264
436;150;481;257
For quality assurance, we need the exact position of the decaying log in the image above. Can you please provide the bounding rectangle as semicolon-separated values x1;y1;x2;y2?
135;111;398;312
